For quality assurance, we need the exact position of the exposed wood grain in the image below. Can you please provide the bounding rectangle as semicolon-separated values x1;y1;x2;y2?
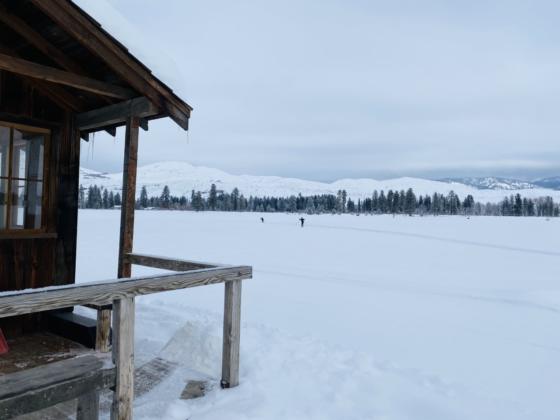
126;253;222;271
0;52;135;100
0;354;115;418
0;265;252;319
96;308;111;353
111;297;135;420
221;279;242;388
117;116;139;278
76;97;159;132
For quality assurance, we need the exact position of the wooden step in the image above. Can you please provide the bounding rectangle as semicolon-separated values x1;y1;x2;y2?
0;353;115;419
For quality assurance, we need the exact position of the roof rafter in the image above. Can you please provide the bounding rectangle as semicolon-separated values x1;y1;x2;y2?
31;0;191;130
0;3;85;75
0;52;136;100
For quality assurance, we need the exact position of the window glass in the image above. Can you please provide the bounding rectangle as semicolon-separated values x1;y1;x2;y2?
0;179;6;229
0;127;8;178
10;179;42;229
0;124;47;231
12;129;44;181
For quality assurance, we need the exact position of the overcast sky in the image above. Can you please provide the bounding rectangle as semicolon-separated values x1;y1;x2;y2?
80;0;560;181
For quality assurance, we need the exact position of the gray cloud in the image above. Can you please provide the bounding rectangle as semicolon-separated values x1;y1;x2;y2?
80;0;560;181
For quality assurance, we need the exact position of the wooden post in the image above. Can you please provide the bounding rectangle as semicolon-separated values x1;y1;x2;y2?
117;116;139;278
221;279;242;388
111;297;135;420
96;307;111;353
77;391;100;420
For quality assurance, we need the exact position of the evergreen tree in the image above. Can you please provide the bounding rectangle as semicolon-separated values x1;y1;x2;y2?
140;186;149;208
208;184;217;210
404;188;416;216
160;185;171;209
102;188;109;209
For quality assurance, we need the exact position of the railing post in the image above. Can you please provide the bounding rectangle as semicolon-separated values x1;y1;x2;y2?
96;306;112;353
221;279;242;388
111;297;135;420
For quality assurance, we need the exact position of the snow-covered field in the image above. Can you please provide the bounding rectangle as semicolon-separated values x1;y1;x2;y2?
76;210;560;419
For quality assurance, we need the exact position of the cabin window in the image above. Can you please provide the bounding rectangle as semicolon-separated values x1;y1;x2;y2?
0;122;48;231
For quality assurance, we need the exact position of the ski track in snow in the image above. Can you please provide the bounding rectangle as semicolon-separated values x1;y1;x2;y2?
75;211;560;419
264;219;560;257
256;267;560;315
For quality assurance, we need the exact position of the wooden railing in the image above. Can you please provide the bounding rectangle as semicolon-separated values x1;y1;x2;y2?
0;253;252;420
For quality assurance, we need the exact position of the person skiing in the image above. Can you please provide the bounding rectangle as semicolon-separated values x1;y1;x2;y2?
299;217;305;227
260;217;264;223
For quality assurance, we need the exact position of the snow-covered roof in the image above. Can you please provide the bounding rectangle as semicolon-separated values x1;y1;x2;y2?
71;0;190;111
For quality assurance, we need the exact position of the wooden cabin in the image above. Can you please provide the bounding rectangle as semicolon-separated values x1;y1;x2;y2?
0;1;252;419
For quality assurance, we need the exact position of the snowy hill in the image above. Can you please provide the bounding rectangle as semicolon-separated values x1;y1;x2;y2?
80;161;560;203
533;177;560;190
439;177;537;190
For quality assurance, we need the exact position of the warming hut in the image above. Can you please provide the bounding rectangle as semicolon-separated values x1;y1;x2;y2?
0;1;252;419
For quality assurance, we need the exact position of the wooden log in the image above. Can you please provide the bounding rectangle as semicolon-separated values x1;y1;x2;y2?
117;116;139;279
76;390;100;420
221;279;242;388
96;308;111;353
111;297;135;420
0;265;252;319
76;97;159;132
0;354;115;418
0;52;135;100
125;253;221;272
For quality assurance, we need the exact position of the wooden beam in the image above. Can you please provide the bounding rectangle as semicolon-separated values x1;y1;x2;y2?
0;44;84;111
77;97;158;132
221;279;242;388
32;0;191;130
0;52;135;99
117;116;139;278
125;253;221;271
139;118;149;131
111;297;135;420
0;265;252;318
0;3;85;75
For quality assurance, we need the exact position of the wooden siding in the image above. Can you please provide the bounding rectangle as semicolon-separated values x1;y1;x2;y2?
0;71;80;337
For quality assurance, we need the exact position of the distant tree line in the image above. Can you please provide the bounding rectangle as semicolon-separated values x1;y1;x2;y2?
79;185;121;209
79;183;560;217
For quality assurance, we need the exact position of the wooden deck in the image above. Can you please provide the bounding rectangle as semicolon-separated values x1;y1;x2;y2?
0;253;252;419
0;332;91;375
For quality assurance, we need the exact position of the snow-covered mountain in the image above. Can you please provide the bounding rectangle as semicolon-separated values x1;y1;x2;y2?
533;177;560;190
439;177;537;190
80;161;560;203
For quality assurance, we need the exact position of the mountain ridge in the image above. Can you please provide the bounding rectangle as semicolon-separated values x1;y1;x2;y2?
80;161;560;203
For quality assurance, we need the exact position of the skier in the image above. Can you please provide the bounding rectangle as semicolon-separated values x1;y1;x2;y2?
299;217;305;227
260;217;264;223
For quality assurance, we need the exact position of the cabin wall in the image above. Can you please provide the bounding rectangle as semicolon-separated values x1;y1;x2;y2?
0;73;80;337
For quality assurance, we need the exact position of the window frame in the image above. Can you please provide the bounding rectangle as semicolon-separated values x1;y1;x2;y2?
0;120;50;234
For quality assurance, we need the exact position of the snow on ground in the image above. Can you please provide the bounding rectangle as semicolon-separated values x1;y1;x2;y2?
76;210;560;419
